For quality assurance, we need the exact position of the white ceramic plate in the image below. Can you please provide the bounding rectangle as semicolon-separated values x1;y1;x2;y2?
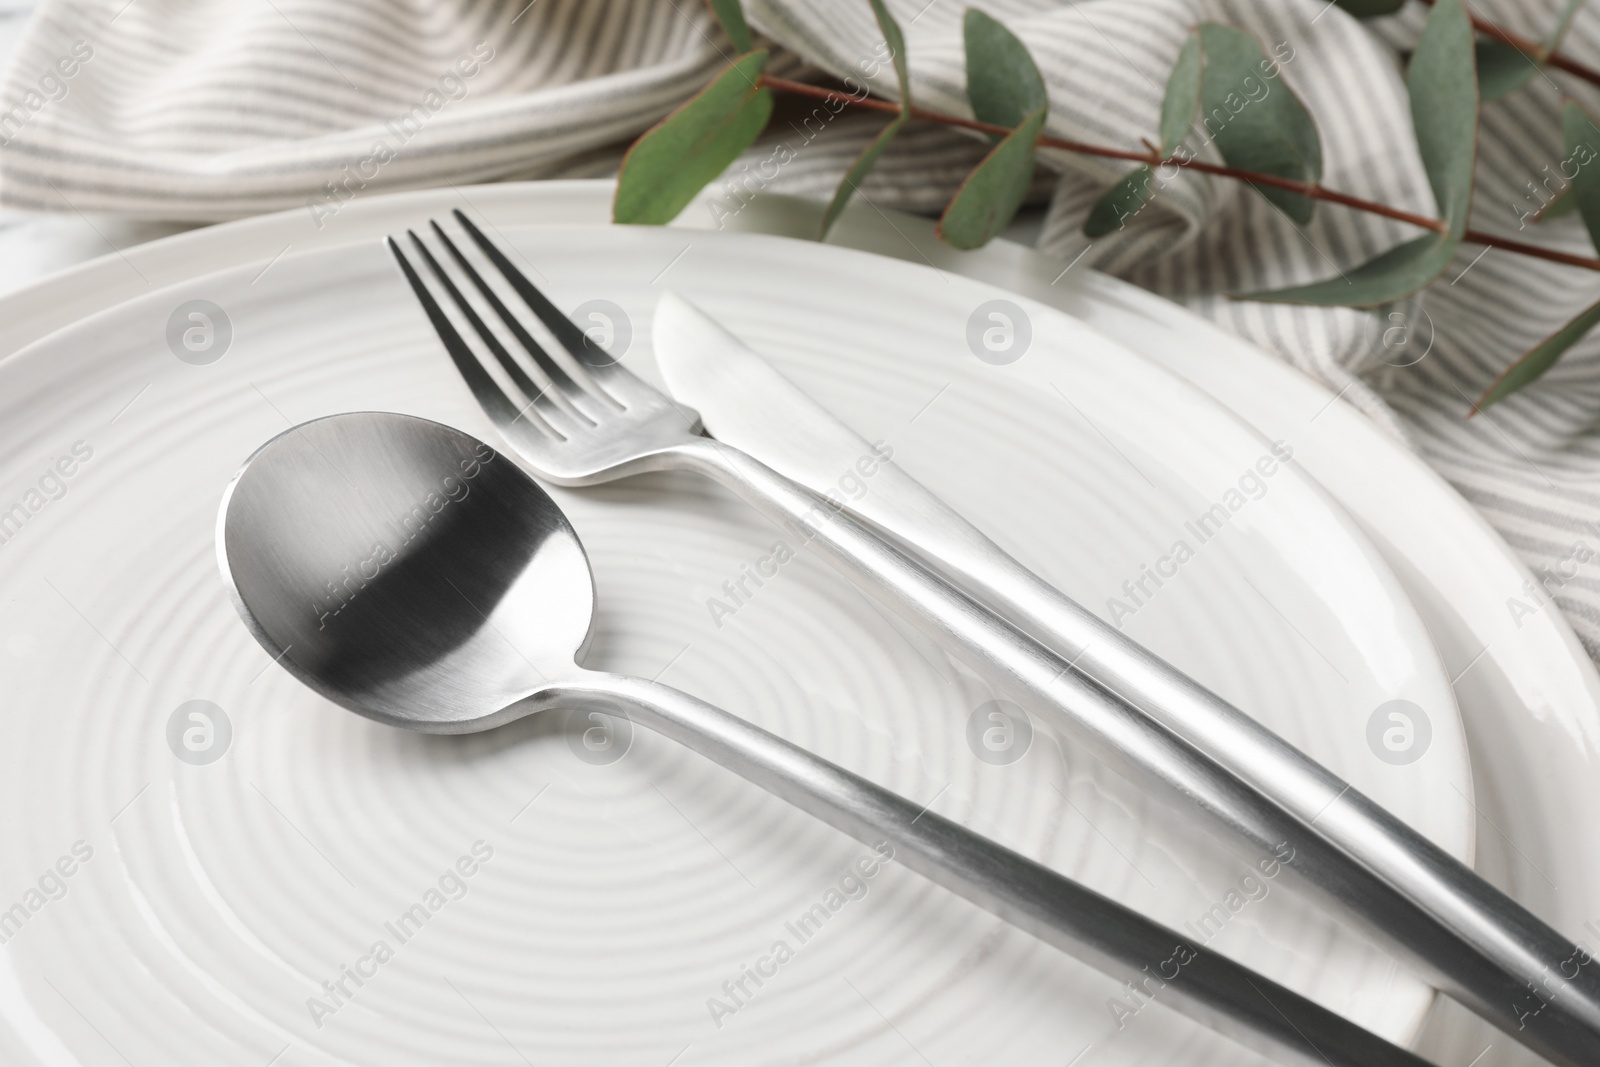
0;222;1463;1065
3;179;1593;1065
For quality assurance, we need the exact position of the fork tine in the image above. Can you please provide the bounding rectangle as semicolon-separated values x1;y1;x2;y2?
403;230;583;438
426;220;603;421
386;236;539;434
451;208;617;372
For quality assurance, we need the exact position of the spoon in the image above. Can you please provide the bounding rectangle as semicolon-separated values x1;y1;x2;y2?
217;410;1432;1067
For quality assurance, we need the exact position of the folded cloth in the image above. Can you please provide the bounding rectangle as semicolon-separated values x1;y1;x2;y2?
4;0;1600;663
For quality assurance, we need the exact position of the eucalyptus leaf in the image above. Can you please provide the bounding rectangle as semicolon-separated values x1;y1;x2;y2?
1083;166;1156;237
819;0;912;238
1409;0;1478;236
869;0;911;102
1476;0;1586;102
938;108;1047;249
1562;100;1600;251
1240;0;1476;306
821;112;908;238
1083;31;1199;238
1198;24;1321;223
1329;0;1406;15
708;0;754;54
1476;39;1537;101
1477;296;1600;409
1239;232;1459;307
613;52;773;226
1160;31;1202;153
964;9;1048;128
1538;185;1579;219
1484;101;1600;404
1475;45;1599;407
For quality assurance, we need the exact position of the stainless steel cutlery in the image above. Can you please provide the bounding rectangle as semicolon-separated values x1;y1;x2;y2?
368;211;1600;1063
218;409;1434;1067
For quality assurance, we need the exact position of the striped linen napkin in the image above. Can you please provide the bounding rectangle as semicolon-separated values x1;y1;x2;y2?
3;0;1600;663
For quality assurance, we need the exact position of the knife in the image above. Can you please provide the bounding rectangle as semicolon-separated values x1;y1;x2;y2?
652;290;1600;1065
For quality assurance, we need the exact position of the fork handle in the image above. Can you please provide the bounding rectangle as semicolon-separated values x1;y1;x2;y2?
672;435;1600;1067
562;670;1433;1067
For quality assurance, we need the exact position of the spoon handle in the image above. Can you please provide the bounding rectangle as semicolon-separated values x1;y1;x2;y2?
669;435;1600;1066
568;670;1431;1067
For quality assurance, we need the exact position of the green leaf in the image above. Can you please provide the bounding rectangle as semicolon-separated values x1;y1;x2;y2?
1198;24;1322;223
1239;232;1459;308
1410;0;1478;236
964;9;1048;128
1538;185;1579;219
1160;30;1203;153
1476;296;1600;410
1083;166;1156;237
1239;0;1476;306
1082;31;1199;238
818;0;912;239
869;0;911;102
613;52;773;225
707;0;754;53
942;10;1051;248
1562;100;1600;250
821;112;908;238
1477;39;1537;101
938;108;1047;249
1329;0;1406;15
1474;0;1585;100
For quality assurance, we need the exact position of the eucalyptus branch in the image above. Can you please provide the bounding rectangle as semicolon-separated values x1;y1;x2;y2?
613;0;1600;408
1418;0;1600;88
758;74;1600;274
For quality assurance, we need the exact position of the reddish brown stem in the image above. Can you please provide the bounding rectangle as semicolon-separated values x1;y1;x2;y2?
1462;229;1600;270
1468;17;1557;66
1419;0;1600;89
758;74;1600;274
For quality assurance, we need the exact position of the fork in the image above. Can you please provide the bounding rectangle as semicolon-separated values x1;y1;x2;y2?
388;211;1600;1067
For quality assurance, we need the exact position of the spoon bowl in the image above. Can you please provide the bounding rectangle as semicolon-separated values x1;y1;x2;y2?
218;410;591;732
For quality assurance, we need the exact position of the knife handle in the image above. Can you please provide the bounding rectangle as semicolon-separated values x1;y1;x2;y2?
673;434;1600;1067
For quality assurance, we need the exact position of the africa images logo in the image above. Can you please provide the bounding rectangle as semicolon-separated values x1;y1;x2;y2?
307;42;495;228
312;441;495;630
0;440;94;550
306;841;494;1028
